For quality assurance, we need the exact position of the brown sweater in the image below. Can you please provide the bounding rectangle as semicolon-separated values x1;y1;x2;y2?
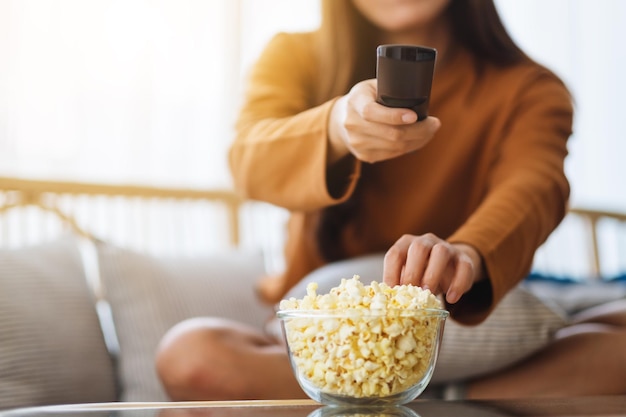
230;32;573;324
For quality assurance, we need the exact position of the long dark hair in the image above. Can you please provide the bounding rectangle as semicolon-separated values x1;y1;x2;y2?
314;0;527;104
447;0;527;65
315;0;528;262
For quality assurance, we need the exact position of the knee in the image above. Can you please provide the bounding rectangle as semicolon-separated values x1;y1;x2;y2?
155;318;236;400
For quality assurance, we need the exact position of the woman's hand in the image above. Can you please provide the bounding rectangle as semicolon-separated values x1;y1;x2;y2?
327;79;441;164
382;234;485;304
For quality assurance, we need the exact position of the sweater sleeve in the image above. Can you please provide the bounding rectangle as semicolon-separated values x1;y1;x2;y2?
447;68;573;324
229;32;360;210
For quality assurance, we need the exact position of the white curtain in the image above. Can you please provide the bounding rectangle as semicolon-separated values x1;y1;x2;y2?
0;0;320;188
1;0;623;205
496;0;626;212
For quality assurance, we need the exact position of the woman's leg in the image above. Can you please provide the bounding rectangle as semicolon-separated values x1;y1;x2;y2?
155;317;305;400
156;254;386;401
465;299;626;399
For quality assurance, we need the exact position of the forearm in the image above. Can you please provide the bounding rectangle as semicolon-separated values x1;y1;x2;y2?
327;95;351;165
448;170;569;323
446;69;572;323
230;100;359;210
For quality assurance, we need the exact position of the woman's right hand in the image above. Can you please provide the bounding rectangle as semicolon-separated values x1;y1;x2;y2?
327;79;441;164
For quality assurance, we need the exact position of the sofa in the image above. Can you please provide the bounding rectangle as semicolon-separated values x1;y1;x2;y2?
1;177;625;410
0;177;279;409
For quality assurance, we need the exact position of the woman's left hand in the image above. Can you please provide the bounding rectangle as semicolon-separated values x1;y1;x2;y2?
382;233;485;304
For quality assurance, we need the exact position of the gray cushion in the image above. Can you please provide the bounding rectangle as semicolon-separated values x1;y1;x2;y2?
0;237;117;410
281;253;568;384
431;286;567;382
523;279;626;314
97;243;271;402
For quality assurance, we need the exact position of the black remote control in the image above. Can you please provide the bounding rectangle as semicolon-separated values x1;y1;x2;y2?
376;45;436;121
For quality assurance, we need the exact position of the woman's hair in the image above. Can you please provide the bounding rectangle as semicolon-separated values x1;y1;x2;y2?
314;0;527;104
314;0;528;262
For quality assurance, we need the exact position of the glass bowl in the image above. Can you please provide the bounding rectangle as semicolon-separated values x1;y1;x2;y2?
308;405;420;417
277;308;448;406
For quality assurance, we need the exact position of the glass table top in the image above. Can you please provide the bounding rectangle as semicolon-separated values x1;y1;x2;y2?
1;396;625;417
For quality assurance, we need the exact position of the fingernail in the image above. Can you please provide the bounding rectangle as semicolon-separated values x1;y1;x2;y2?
402;113;415;123
446;291;457;303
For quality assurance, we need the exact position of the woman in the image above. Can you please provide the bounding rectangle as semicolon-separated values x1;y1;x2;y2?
156;0;626;399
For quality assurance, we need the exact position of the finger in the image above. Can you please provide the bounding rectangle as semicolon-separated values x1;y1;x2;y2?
367;116;441;156
398;116;442;143
421;242;453;294
401;234;438;286
383;235;413;286
446;256;475;304
350;81;418;126
346;132;416;163
343;116;442;163
344;108;413;147
362;102;418;125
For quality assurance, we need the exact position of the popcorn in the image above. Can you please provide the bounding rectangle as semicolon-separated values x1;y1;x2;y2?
278;275;445;399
